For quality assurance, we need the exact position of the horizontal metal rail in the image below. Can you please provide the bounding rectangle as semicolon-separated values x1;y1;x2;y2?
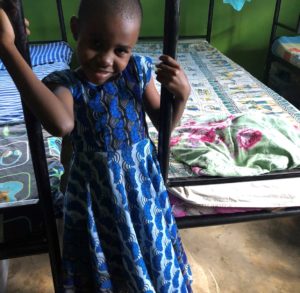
177;207;300;229
168;169;300;187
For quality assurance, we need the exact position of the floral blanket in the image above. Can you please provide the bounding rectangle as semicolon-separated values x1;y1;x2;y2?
171;112;300;177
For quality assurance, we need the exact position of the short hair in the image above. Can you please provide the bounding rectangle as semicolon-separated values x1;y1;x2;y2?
77;0;143;24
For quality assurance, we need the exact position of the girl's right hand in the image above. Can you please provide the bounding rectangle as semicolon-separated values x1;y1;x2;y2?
0;9;30;52
0;9;15;49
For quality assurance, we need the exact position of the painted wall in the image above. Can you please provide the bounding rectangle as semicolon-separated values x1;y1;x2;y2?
23;0;299;80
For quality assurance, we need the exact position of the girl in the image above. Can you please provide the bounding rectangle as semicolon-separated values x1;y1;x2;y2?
0;0;192;291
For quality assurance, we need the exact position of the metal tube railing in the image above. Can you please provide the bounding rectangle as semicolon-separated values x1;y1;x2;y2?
158;0;180;182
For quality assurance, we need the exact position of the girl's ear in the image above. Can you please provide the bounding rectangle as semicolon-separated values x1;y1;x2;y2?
70;16;79;41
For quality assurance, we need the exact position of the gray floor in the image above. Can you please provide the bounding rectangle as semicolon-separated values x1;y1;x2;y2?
4;216;300;293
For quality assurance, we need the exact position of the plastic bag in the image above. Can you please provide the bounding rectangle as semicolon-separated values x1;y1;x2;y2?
223;0;252;11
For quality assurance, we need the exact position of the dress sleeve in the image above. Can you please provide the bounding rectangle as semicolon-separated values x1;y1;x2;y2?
132;55;153;92
42;69;78;97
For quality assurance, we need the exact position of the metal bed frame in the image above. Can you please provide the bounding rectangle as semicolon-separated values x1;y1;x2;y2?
264;0;300;84
0;0;67;291
159;0;300;229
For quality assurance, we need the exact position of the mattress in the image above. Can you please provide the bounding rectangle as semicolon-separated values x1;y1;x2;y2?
272;36;300;69
133;39;300;209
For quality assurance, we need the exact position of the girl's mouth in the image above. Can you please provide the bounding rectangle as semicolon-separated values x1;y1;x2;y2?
90;69;115;84
95;71;112;79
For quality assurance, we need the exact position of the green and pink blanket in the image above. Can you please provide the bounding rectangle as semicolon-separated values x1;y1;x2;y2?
171;112;300;177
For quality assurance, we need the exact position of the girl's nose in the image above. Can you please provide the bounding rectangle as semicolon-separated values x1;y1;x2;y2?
95;51;113;68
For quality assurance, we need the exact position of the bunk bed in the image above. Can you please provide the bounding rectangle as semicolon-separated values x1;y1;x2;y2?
0;0;71;291
264;0;300;84
264;0;300;110
134;0;300;229
1;0;300;291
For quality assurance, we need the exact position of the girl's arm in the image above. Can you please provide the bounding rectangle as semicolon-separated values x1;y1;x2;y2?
0;9;74;137
143;55;190;132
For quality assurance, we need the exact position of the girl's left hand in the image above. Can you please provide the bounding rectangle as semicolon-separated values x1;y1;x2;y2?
155;55;191;101
24;18;30;36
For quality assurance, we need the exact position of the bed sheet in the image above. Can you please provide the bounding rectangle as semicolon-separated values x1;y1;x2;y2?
133;39;300;209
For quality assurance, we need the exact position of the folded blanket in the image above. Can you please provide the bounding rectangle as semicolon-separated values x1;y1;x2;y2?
171;112;300;176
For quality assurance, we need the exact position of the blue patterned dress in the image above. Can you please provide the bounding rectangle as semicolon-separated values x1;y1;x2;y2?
44;55;192;292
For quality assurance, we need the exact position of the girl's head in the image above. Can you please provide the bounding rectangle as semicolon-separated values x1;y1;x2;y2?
71;0;143;85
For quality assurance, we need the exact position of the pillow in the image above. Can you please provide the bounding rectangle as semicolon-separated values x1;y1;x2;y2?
0;41;73;70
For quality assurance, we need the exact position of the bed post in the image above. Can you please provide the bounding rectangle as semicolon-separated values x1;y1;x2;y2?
158;0;180;183
55;0;67;42
206;0;215;42
2;1;63;291
264;0;281;84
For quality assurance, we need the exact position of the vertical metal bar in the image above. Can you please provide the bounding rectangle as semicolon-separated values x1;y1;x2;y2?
3;1;62;291
55;0;67;42
158;0;180;183
264;0;281;83
206;0;215;42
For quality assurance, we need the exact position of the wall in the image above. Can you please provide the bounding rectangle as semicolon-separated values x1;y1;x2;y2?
23;0;299;80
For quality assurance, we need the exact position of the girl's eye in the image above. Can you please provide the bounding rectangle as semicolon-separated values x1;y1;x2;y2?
115;48;129;56
90;39;102;50
94;42;102;49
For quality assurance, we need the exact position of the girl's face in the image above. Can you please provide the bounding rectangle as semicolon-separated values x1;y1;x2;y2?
71;13;140;85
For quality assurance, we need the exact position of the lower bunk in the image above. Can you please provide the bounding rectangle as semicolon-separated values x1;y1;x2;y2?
0;41;72;292
0;41;72;255
133;38;300;228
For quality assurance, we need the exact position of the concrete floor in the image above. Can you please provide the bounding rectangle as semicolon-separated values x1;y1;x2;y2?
4;216;300;293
